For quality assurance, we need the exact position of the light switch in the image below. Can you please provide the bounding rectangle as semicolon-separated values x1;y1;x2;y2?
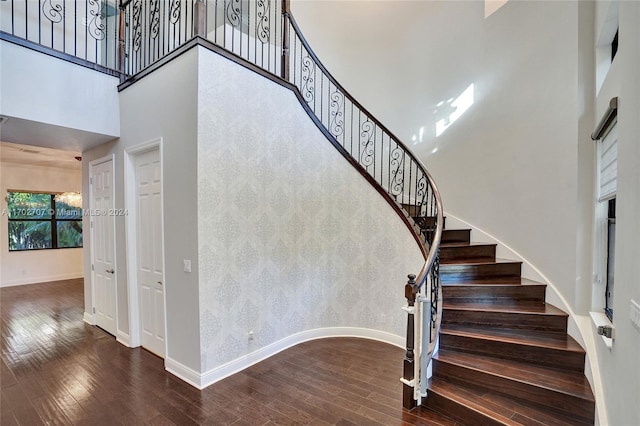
183;259;192;273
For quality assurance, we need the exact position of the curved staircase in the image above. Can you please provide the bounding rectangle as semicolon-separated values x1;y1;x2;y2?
422;225;595;425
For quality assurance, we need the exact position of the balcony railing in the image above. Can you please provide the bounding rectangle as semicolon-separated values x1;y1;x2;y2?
0;0;120;70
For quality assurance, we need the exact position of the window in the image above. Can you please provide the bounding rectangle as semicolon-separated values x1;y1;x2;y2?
7;191;83;251
605;198;615;320
594;116;617;321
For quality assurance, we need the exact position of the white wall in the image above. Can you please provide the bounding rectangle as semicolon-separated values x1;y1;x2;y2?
291;0;581;314
0;40;120;139
0;161;83;286
196;47;424;376
586;2;640;425
83;48;201;371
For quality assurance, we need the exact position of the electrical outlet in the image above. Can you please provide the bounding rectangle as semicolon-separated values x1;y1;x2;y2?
183;259;191;273
248;331;254;341
631;299;640;332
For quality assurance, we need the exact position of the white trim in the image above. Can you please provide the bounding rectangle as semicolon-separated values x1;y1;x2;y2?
83;311;95;325
124;139;166;357
590;311;614;349
124;149;140;347
165;327;403;390
117;330;133;347
165;358;203;389
88;154;118;336
0;272;83;287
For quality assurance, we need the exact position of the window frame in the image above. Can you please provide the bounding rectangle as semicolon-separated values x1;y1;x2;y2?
604;198;615;321
591;98;618;324
7;190;83;251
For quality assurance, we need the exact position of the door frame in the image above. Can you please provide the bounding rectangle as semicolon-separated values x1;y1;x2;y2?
88;154;118;332
124;138;167;354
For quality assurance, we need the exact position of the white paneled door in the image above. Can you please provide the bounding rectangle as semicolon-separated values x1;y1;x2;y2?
91;158;117;335
135;149;166;358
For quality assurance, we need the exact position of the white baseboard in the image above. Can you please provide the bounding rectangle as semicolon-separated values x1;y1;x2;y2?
165;357;203;389
164;327;403;390
117;330;132;347
83;312;95;325
1;273;83;287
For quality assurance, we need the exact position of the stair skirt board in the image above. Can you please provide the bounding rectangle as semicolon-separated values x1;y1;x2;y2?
166;327;404;390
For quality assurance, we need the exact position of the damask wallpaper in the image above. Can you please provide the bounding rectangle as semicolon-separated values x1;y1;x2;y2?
197;48;423;373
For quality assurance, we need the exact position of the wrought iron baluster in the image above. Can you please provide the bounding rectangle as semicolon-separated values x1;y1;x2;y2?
359;119;374;170
214;0;218;45
320;73;324;124
292;30;296;85
63;0;66;54
329;89;344;140
38;0;41;45
301;49;315;105
350;103;354;155
313;57;317;112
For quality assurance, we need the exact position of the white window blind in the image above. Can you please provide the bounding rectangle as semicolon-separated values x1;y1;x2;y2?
598;122;618;202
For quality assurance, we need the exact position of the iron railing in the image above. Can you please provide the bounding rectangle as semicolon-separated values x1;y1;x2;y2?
120;0;282;76
120;0;195;75
0;0;120;70
202;0;282;76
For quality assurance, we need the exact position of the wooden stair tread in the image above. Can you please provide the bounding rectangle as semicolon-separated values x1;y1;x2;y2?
428;378;593;426
435;350;595;401
480;388;595;426
427;378;520;425
441;324;585;353
443;278;543;287
443;301;568;316
440;242;496;248
441;258;521;266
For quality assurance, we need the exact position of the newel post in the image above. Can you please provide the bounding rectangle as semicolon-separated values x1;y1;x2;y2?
402;274;418;410
193;0;206;38
281;0;290;81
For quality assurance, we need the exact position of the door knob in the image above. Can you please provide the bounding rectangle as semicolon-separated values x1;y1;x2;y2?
106;269;115;274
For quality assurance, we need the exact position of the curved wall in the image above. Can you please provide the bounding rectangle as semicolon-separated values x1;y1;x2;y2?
196;47;424;377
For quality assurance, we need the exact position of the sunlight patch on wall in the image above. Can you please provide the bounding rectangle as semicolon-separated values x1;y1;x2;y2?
485;0;509;18
435;83;475;137
411;126;426;145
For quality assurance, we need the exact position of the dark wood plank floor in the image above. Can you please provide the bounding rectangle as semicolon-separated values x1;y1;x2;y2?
1;279;459;425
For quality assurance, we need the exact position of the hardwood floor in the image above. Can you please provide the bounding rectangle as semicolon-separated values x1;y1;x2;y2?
1;279;458;425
